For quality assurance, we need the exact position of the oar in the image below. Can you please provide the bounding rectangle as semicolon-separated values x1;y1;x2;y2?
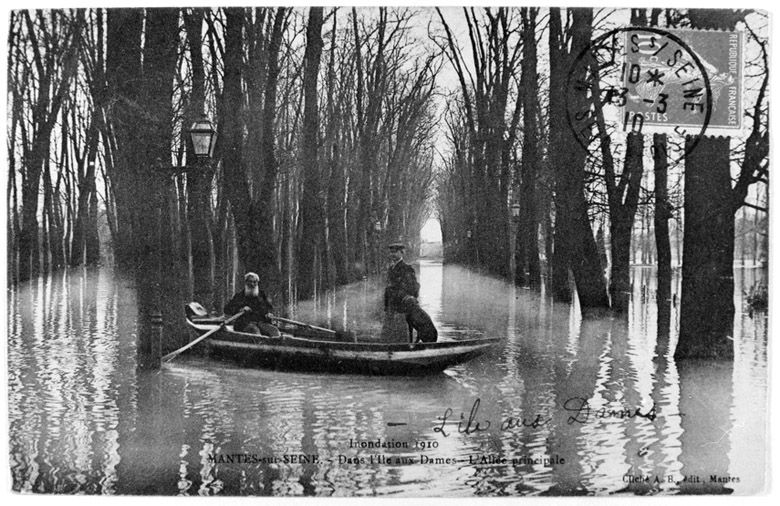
271;315;359;342
271;316;338;335
162;309;247;363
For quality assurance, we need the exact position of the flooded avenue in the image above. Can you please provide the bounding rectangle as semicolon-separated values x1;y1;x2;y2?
8;261;768;496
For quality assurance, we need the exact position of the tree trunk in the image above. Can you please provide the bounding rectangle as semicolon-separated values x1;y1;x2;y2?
222;8;285;301
609;133;644;311
128;7;182;369
323;12;347;288
221;7;253;274
70;117;100;266
213;179;231;310
653;134;672;345
676;136;734;359
19;133;49;281
141;8;180;268
548;8;573;302
549;8;610;310
327;144;349;286
7;136;19;281
42;157;55;272
86;163;100;264
184;8;216;306
353;8;386;277
254;9;287;298
296;7;325;300
516;8;540;287
674;0;761;362
106;8;144;265
84;9;104;266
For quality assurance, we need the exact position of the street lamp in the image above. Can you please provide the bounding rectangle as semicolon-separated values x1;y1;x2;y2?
510;200;521;284
146;114;217;370
511;201;521;219
154;114;217;175
189;114;218;160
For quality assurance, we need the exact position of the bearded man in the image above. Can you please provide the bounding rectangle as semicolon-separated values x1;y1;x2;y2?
224;272;281;337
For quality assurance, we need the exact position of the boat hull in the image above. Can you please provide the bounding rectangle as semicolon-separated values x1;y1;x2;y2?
185;319;498;375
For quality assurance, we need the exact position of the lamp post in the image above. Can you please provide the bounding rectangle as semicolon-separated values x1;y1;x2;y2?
510;201;521;284
145;114;217;370
465;229;472;266
374;219;382;275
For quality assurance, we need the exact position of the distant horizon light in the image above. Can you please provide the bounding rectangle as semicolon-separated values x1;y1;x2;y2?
420;218;442;243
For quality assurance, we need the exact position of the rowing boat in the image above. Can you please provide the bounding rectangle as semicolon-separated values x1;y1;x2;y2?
183;303;499;375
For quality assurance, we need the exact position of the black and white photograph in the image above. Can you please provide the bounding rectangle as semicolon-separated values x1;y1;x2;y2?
4;4;772;498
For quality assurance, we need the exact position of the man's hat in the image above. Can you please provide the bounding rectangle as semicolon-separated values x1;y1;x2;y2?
387;242;405;251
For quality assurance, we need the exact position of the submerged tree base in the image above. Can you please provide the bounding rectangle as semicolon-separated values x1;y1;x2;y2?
677;137;736;362
673;335;734;361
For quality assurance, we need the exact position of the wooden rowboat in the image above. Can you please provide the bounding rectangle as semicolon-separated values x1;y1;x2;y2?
184;306;499;375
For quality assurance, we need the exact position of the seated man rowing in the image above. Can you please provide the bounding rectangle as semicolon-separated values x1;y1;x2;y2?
224;272;281;337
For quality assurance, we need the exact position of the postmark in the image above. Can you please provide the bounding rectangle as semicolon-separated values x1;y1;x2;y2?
565;27;713;165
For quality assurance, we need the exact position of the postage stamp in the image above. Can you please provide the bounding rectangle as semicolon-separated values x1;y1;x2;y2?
623;29;743;130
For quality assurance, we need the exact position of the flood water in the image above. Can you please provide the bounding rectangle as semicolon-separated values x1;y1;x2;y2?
7;261;768;496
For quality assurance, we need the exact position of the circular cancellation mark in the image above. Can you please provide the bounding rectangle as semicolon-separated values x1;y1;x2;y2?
565;27;713;166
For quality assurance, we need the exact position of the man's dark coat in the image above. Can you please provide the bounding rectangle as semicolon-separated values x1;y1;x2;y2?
384;260;420;312
224;291;274;331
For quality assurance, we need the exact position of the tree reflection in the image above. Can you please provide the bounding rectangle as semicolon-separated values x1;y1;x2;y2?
676;360;734;494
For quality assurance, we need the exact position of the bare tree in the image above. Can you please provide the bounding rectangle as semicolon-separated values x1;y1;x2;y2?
548;7;610;309
677;10;769;359
516;7;541;287
435;7;523;277
296;7;325;299
11;10;84;280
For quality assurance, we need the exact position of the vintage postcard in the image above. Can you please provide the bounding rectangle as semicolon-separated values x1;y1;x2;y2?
4;4;771;499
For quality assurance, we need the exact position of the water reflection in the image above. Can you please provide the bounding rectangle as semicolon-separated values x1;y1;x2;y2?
7;262;768;495
8;268;135;493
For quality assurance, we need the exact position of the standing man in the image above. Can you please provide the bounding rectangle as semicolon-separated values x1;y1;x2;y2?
382;242;437;343
224;272;281;337
384;243;420;313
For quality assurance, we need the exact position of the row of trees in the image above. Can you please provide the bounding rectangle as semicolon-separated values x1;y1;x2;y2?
7;8;438;309
6;8;769;359
436;8;768;359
